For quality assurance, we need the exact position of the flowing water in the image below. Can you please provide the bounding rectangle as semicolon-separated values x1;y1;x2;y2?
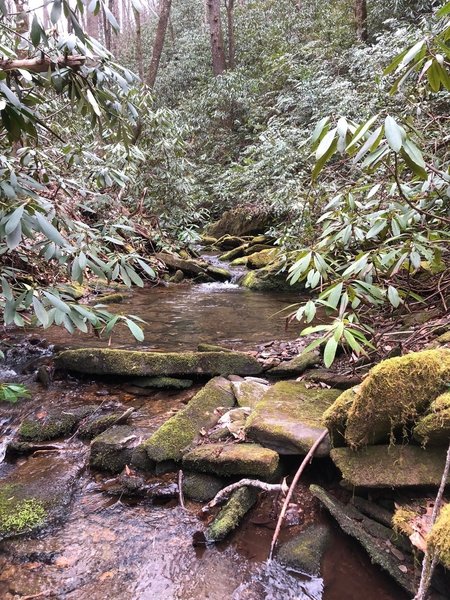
0;278;409;600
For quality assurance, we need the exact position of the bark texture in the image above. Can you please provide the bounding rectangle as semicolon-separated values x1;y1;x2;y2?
355;0;368;42
147;0;173;88
206;0;227;76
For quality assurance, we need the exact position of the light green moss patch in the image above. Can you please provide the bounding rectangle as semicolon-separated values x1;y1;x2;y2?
205;487;257;542
219;245;248;262
322;387;359;446
144;377;235;463
344;349;450;447
246;248;278;269
392;507;417;537
428;503;450;569
0;486;46;537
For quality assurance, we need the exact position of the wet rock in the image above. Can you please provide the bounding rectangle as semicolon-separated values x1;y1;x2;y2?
19;405;97;441
90;425;138;473
170;269;185;283
198;343;232;353
206;265;232;281
155;252;208;277
231;380;269;408
182;472;224;502
278;524;330;575
0;452;82;541
206;207;274;238
200;235;218;246
205;487;258;542
77;409;133;439
240;262;302;292
215;235;246;249
322;387;359;447
143;377;235;463
344;349;450;447
230;256;248;266
310;485;415;594
93;292;130;304
413;391;450;446
330;445;450;488
182;443;279;479
266;352;319;376
304;369;363;389
128;376;193;389
246;248;278;269
245;381;340;456
219;244;249;262
56;348;262;377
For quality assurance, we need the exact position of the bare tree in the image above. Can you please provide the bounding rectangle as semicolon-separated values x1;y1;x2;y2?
206;0;227;76
355;0;368;42
225;0;235;69
147;0;172;88
134;6;144;80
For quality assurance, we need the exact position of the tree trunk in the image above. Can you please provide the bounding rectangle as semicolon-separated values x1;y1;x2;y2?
225;0;235;70
134;7;144;80
206;0;227;76
355;0;368;42
147;0;172;88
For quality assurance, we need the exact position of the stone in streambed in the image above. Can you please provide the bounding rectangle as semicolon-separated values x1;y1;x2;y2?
206;265;232;281
413;391;450;446
231;380;269;408
330;445;450;488
182;443;279;478
246;248;278;269
90;425;138;473
77;410;132;439
267;352;319;376
215;235;246;249
205;487;258;542
129;376;193;389
278;524;330;575
143;377;235;463
245;381;340;456
305;369;363;389
19;405;98;441
219;245;249;262
182;472;224;502
56;348;262;377
155;252;207;277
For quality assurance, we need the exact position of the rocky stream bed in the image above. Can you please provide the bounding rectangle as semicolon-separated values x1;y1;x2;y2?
1;227;450;600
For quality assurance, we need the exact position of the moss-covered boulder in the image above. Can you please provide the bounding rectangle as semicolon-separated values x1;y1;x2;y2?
143;377;235;463
230;380;269;408
155;252;208;277
266;352;320;377
19;405;96;441
428;503;450;569
245;382;340;456
322;387;359;446
56;348;262;377
277;524;330;575
182;443;279;478
330;445;450;488
206;265;232;281
246;248;278;269
344;349;450;448
205;487;258;542
0;452;82;541
413;391;450;446
200;235;218;246
129;376;193;389
77;410;132;439
240;263;293;292
182;472;224;502
230;256;248;266
93;292;129;304
219;244;249;262
215;235;246;249
90;425;138;473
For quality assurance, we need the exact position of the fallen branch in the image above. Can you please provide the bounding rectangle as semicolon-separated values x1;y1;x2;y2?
268;428;329;561
0;55;86;73
202;478;289;512
414;440;450;600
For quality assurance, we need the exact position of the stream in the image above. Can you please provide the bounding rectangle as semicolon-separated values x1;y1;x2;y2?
0;277;409;600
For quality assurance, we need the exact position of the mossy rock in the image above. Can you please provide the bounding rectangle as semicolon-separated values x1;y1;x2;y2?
129;376;193;389
392;506;418;537
344;349;450;448
182;472;224;502
322;387;359;447
0;452;81;541
245;381;340;456
198;343;232;353
330;445;450;488
170;270;185;283
205;487;257;542
200;235;218;246
206;207;273;238
215;235;246;250
246;249;278;270
428;503;450;569
277;524;330;575
77;411;131;439
59;282;86;300
266;352;319;377
19;405;96;441
143;377;235;463
230;256;248;266
93;292;129;304
240;262;301;292
90;425;137;473
230;380;269;408
155;252;207;277
182;442;279;479
219;245;249;262
206;265;232;281
56;348;262;377
413;391;450;446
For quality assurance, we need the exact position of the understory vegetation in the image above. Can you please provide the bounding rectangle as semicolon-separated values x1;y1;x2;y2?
0;0;449;361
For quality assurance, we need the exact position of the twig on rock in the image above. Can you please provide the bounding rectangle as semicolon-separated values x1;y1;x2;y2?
268;428;329;561
202;478;289;512
178;469;186;510
414;440;450;600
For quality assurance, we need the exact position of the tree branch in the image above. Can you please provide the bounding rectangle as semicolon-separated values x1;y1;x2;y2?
202;478;289;512
0;55;86;74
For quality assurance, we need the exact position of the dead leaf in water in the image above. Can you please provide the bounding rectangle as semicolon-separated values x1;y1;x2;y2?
99;570;116;581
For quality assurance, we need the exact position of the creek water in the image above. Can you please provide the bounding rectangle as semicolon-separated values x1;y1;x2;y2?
0;280;408;600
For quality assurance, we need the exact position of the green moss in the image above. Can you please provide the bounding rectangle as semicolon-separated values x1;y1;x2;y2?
219;245;248;262
246;248;278;269
344;349;450;448
129;376;193;389
230;256;248;266
200;235;218;246
240;261;302;292
392;507;416;537
436;331;450;344
206;266;232;281
278;524;330;575
431;391;450;412
428;503;450;569
413;408;450;446
56;349;262;377
19;411;79;441
0;486;46;537
144;377;235;463
322;387;359;445
77;413;123;439
90;425;136;473
206;487;257;542
94;292;129;304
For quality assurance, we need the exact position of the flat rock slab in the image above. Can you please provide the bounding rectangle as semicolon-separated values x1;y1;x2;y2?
56;348;262;377
245;382;340;456
182;443;279;478
278;524;331;575
144;377;235;463
231;380;269;408
331;445;450;488
267;352;319;376
90;425;139;473
0;451;82;541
